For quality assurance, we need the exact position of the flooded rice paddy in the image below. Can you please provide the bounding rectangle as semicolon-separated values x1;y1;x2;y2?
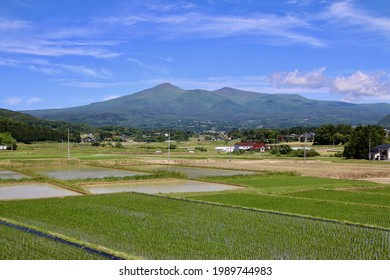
0;183;81;200
0;165;245;200
0;169;30;179
35;166;149;180
139;165;255;178
83;179;240;194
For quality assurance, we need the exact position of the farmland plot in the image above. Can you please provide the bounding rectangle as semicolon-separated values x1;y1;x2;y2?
283;189;390;207
192;174;390;229
0;193;389;259
190;193;390;229
0;224;107;260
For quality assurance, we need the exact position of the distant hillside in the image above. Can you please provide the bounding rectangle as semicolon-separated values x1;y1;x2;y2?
0;109;84;143
378;115;390;128
23;83;390;130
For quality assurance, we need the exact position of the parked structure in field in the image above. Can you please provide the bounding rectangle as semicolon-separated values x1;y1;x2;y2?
370;144;390;160
0;145;7;150
234;142;269;152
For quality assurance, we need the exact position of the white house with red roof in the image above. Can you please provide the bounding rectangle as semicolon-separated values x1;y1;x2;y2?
234;141;268;152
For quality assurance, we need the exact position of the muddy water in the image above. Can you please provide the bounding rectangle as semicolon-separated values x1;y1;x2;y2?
83;179;240;194
36;166;149;180
0;183;81;200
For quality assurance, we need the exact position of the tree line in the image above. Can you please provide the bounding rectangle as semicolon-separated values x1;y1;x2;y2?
227;124;387;159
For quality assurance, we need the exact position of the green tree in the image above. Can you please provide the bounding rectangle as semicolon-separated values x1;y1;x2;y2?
269;144;292;155
343;126;385;159
314;124;351;145
0;132;17;150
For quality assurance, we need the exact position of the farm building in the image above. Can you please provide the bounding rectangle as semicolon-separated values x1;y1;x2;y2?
370;144;390;160
234;142;269;152
0;145;7;150
215;146;234;152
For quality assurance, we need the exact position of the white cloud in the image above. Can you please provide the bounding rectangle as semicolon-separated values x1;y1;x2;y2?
267;68;328;89
26;97;42;105
103;95;121;101
331;71;390;101
3;96;42;106
266;68;390;102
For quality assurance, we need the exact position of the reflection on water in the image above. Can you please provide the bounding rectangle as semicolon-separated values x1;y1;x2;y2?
36;166;149;180
0;183;81;200
84;179;240;194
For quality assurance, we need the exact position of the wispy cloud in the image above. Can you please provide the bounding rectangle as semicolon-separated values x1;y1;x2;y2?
100;12;325;47
0;17;30;30
127;57;170;75
61;80;129;88
2;57;112;79
4;97;23;105
0;39;120;58
60;64;112;79
322;1;390;41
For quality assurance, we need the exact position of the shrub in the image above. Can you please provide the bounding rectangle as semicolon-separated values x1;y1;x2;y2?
195;146;207;152
269;144;292;155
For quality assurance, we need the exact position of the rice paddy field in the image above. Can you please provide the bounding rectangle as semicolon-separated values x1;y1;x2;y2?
0;142;389;260
0;223;107;260
1;193;389;260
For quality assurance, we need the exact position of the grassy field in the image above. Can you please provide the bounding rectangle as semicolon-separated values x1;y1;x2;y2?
1;141;390;260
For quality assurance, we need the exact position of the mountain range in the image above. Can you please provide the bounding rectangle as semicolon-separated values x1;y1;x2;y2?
23;83;390;130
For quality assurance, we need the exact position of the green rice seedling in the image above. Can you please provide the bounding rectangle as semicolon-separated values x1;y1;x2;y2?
283;189;390;207
0;224;107;260
0;193;389;260
190;193;390;229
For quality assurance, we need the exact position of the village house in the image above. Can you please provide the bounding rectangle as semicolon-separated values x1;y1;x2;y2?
370;144;390;160
234;141;269;152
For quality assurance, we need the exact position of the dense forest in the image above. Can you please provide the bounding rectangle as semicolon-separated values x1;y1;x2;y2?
0;109;83;143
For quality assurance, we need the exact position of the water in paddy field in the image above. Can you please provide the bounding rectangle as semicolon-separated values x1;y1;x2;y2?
0;169;30;179
0;183;81;200
83;179;240;194
35;166;149;180
141;165;256;178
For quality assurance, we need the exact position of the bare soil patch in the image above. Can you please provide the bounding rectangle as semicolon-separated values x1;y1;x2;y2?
142;158;390;179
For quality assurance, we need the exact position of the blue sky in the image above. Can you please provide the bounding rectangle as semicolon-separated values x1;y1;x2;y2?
1;0;390;110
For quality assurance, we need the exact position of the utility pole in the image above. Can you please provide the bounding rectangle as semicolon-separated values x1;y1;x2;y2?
165;132;170;162
67;129;70;162
168;131;170;162
369;134;371;161
304;133;307;163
